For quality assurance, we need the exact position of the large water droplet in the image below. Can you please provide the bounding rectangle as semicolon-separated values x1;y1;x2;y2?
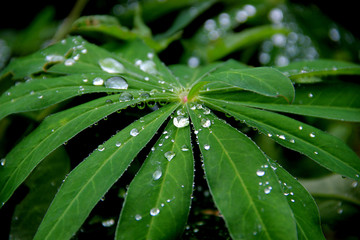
153;169;162;180
150;208;160;216
256;170;265;177
99;58;125;73
173;116;189;128
130;128;139;137
164;151;176;161
93;77;104;86
139;60;157;75
105;77;128;89
135;214;142;221
119;92;133;102
201;118;211;128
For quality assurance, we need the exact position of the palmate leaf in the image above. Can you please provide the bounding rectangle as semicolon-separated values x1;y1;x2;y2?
34;103;179;240
188;106;297;239
0;92;172;205
202;81;360;122
203;99;360;181
116;112;193;239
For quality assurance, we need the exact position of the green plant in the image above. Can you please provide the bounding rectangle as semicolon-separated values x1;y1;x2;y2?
1;1;360;239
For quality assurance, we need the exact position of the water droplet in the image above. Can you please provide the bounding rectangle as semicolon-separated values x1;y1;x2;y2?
309;132;316;138
97;145;105;151
314;151;318;155
264;186;272;194
135;214;142;221
144;76;150;81
64;59;75;66
203;108;211;115
181;145;189;151
204;144;210;150
201;118;211;128
173;116;189;128
244;4;256;16
268;8;283;24
235;10;248;23
308;93;313;98
105;77;128;89
164;151;175;161
38;95;43;99
130;128;139;137
278;135;286;140
102;219;115;227
45;54;64;62
290;139;295;143
153;169;162;180
267;133;272;137
0;158;5;166
150;208;160;216
256;170;265;177
93;77;104;86
140;92;150;100
188;56;200;68
147;52;154;59
115;141;122;147
139;60;157;75
298;126;303;130
290;199;295;203
119;92;133;102
81;49;88;54
99;58;125;73
177;109;185;116
351;181;358;188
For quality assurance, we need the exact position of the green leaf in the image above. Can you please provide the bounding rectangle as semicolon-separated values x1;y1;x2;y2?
202;82;360;122
9;147;70;240
202;67;295;102
204;99;360;181
270;160;325;240
116;112;193;239
34;103;178;240
0;92;169;205
188;105;297;239
276;59;360;79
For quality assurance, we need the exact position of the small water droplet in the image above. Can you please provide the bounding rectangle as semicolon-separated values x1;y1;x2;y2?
177;109;185;116
290;199;295;203
309;132;316;138
181;145;189;151
105;76;128;89
203;108;211;115
173;116;189;128
204;144;210;150
264;186;272;194
201;118;211;128
351;181;358;188
45;54;64;62
97;145;105;151
102;219;115;227
139;60;157;75
0;158;6;166
130;128;139;137
64;59;75;66
38;95;43;99
81;49;88;54
308;93;313;98
256;170;265;177
188;56;200;68
278;135;286;140
153;169;162;180
144;76;150;81
164;151;175;161
99;58;125;73
119;92;133;102
115;141;122;147
150;208;160;216
314;151;318;155
93;77;104;86
299;126;303;130
290;139;295;143
267;133;272;137
135;214;142;221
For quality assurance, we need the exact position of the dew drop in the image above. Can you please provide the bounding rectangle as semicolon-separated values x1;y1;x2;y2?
0;158;5;166
64;59;75;66
314;151;318;155
256;170;265;177
45;54;64;62
309;132;316;138
102;219;115;227
119;92;134;102
173;116;189;128
290;139;295;143
99;58;125;73
308;93;314;98
93;77;104;86
278;135;286;140
201;118;211;128
153;169;162;180
181;145;189;152
135;214;142;221
177;109;185;116
97;145;105;151
105;77;128;89
204;144;210;150
139;60;157;75
290;199;295;203
203;108;211;115
298;126;303;130
150;208;160;216
188;56;200;68
264;187;272;194
267;133;272;137
130;128;139;137
115;141;122;147
164;151;176;161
